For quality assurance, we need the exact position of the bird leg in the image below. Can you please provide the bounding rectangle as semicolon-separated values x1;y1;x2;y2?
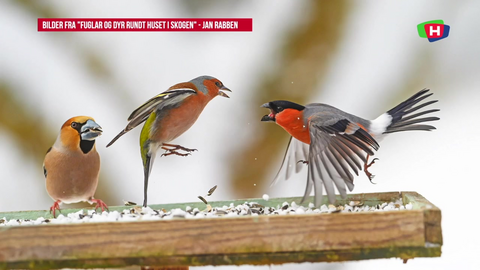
49;200;61;218
297;160;309;165
89;198;109;212
364;155;379;183
161;143;197;157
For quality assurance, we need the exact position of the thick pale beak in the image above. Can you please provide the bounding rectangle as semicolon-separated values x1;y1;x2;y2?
80;119;103;141
218;86;231;98
261;103;275;122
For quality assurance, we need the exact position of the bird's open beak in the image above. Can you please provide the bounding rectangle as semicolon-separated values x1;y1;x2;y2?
80;119;103;141
261;103;275;122
218;86;231;98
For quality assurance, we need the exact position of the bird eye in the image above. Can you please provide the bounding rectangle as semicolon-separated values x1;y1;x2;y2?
71;122;78;129
215;81;222;88
277;107;284;112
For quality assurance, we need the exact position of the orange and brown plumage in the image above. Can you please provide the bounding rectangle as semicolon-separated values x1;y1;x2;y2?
107;76;231;207
43;116;107;217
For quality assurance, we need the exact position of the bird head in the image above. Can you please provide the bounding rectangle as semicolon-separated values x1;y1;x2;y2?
190;76;231;98
60;116;103;153
261;100;306;122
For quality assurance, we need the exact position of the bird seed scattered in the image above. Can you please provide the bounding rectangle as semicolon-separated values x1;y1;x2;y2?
0;199;411;226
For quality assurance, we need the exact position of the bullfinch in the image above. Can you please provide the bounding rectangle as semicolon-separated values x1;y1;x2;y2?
107;75;231;207
43;116;107;217
261;89;439;206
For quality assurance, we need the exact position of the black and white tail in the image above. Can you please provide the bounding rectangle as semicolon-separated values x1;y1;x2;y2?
369;89;440;138
385;89;439;133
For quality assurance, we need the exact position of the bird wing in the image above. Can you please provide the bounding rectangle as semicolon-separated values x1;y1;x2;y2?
270;136;309;186
306;113;379;206
107;88;196;147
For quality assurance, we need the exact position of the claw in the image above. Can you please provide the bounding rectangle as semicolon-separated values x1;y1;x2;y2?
364;156;379;184
161;143;196;157
162;143;197;152
49;200;62;218
90;198;109;212
297;160;309;165
161;151;191;157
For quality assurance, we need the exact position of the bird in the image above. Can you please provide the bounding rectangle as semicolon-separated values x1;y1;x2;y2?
106;75;231;207
261;89;439;207
43;116;108;217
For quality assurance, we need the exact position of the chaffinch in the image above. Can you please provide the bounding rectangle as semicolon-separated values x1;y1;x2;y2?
261;89;439;206
107;75;231;207
43;116;107;217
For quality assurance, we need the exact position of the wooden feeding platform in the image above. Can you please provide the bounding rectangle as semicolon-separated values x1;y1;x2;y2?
0;191;441;269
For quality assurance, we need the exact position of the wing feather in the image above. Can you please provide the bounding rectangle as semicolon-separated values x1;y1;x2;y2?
271;137;309;186
306;116;379;206
107;89;196;147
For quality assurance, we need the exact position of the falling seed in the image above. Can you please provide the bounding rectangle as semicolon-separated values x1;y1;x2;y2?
206;204;212;212
207;185;217;196
198;196;208;204
215;209;228;215
123;200;137;206
254;183;256;186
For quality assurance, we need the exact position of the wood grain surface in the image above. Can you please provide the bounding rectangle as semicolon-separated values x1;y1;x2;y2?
0;192;442;269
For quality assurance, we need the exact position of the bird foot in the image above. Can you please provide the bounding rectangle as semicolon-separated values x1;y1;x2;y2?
364;157;379;183
162;143;197;152
90;198;109;212
161;144;197;157
297;160;309;165
161;150;191;157
49;200;62;218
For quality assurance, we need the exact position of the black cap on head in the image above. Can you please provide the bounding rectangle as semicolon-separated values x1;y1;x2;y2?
261;100;305;122
261;100;305;113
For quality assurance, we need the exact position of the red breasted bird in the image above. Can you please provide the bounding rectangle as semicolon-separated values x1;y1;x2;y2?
43;116;107;217
106;76;231;207
261;89;439;206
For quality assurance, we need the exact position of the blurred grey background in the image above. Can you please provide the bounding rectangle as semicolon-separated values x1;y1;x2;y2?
1;0;479;269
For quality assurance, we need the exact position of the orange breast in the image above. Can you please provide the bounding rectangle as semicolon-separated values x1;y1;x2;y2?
275;109;311;144
151;92;210;143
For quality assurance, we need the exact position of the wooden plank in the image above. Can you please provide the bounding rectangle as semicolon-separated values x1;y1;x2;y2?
2;246;441;269
0;192;441;269
402;192;443;245
0;212;424;266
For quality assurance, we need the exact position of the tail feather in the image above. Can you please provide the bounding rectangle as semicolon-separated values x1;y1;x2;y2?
389;116;439;129
404;100;438;115
400;109;440;122
385;89;440;134
385;124;436;133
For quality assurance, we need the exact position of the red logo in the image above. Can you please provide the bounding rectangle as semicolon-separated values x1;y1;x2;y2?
424;24;444;38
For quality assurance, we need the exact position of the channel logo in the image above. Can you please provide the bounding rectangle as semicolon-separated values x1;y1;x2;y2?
417;20;450;42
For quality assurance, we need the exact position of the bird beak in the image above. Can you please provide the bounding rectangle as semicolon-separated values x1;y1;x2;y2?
218;86;231;98
261;103;275;122
80;119;103;141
